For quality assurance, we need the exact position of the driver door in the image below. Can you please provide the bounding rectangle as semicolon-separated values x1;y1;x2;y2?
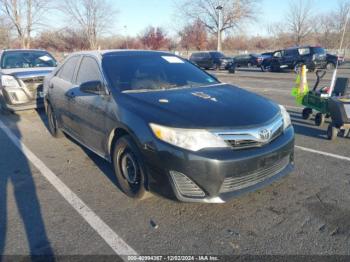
68;56;109;154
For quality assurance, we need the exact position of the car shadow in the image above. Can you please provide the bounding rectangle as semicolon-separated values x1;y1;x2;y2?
0;111;55;259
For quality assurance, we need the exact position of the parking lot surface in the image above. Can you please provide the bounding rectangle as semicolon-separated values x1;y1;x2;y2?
1;66;350;258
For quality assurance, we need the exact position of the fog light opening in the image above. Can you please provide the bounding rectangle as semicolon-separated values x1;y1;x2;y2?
170;171;206;198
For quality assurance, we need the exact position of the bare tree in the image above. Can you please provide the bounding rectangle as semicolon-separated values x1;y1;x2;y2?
59;0;117;49
177;0;259;51
179;19;208;51
286;0;314;46
140;26;169;50
0;0;51;48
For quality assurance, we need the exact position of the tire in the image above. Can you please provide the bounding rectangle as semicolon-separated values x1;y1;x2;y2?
260;65;268;72
213;63;219;71
228;68;235;74
326;63;335;70
112;135;149;199
47;103;63;138
327;124;338;141
338;129;349;138
302;108;312;120
315;113;325;127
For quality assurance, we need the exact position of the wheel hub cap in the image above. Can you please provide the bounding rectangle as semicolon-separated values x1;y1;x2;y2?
121;153;139;184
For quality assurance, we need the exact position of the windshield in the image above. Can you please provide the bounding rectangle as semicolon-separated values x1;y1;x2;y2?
102;54;219;92
1;51;57;69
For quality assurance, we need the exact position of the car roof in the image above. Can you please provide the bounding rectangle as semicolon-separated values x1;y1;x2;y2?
2;49;51;53
285;46;323;50
67;49;178;59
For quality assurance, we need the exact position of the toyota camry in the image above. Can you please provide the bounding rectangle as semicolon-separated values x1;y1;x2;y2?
44;50;294;203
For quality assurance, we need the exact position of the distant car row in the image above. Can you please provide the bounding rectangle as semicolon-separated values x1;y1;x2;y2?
190;46;345;73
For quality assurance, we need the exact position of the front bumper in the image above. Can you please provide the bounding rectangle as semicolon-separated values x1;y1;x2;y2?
0;88;44;111
144;126;295;203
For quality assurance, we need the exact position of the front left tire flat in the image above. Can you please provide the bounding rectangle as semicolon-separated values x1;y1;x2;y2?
112;135;149;199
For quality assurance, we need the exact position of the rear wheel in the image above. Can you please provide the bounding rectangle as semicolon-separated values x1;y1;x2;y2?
315;113;325;127
302;108;312;120
213;63;219;71
327;124;338;141
112;136;149;199
47;103;63;138
326;63;335;70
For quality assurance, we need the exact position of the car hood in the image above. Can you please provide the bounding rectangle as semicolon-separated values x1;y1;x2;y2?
121;83;280;129
1;67;55;79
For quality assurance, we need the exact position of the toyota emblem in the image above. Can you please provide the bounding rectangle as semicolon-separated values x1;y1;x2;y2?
259;129;271;141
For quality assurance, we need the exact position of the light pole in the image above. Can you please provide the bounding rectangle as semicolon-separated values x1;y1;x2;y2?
124;25;129;49
216;5;223;52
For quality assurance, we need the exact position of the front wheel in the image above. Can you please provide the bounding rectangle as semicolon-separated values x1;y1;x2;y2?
112;136;149;199
302;108;312;120
47;103;63;138
327;124;338;141
260;65;268;72
315;113;325;127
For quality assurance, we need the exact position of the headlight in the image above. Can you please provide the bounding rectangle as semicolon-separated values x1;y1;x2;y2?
1;75;21;88
149;123;229;151
279;105;291;130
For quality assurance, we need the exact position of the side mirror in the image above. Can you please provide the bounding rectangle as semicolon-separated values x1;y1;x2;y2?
80;80;104;95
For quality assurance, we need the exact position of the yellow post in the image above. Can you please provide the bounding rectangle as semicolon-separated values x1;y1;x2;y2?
292;65;309;105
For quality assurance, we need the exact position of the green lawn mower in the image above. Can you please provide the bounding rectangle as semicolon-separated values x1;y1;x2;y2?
327;96;350;140
301;70;349;127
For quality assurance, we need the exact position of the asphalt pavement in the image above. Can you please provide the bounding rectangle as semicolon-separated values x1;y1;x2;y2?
0;66;350;259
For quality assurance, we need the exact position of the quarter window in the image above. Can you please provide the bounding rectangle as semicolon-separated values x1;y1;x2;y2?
76;57;101;84
298;48;311;56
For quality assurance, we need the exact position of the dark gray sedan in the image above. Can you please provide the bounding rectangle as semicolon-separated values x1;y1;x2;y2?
44;50;294;203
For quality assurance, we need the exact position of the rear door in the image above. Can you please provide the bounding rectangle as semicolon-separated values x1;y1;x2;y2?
281;49;296;68
68;55;109;154
48;55;81;133
200;52;213;68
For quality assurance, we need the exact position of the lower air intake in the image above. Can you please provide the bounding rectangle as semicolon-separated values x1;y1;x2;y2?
170;171;205;198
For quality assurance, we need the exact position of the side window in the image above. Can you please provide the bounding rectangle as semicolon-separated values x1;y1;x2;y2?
298;48;311;56
273;51;282;58
58;56;80;82
76;57;101;85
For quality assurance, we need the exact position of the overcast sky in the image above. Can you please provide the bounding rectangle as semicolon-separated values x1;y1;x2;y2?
50;0;339;37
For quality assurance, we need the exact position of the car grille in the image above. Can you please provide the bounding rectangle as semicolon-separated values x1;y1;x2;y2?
220;155;290;193
226;125;284;149
21;77;44;98
214;116;284;150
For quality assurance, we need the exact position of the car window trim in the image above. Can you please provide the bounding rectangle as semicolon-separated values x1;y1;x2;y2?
75;54;110;96
56;55;81;83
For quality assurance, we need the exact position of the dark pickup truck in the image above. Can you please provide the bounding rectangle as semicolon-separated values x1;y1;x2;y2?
261;46;327;72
